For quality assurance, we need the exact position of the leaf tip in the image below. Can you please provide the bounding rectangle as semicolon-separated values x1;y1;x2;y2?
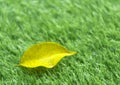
69;51;77;55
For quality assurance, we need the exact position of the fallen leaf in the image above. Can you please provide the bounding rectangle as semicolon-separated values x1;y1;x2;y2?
19;42;76;68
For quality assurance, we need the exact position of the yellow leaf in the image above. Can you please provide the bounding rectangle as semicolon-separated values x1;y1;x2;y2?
19;42;76;68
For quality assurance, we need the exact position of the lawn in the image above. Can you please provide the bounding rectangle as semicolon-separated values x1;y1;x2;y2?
0;0;120;84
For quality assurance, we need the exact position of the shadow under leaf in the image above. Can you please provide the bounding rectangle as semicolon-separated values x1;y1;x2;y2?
20;65;60;77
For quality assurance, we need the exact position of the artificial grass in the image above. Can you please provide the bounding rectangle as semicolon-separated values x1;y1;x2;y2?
0;0;120;84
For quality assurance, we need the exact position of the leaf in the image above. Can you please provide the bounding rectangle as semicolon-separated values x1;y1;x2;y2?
19;42;76;68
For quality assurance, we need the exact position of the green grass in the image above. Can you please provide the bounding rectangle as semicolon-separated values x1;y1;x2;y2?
0;0;120;84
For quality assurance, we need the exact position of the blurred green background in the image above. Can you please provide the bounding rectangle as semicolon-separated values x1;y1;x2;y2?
0;0;120;84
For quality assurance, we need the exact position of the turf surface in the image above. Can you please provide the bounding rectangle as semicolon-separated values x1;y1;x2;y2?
0;0;120;84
